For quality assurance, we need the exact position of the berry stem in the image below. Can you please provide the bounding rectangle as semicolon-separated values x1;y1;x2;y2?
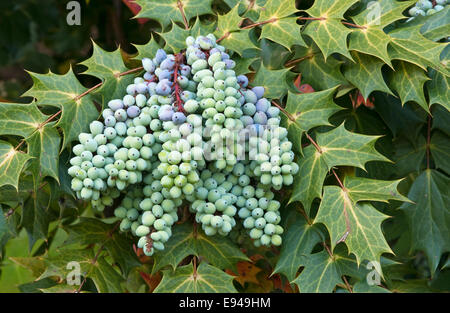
172;52;186;113
216;32;230;43
177;0;190;30
240;17;278;29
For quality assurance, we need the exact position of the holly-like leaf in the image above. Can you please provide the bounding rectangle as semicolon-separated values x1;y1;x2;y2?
258;0;298;21
348;27;392;67
316;123;390;170
388;24;449;76
80;42;136;104
134;0;214;29
0;102;60;185
400;170;450;275
428;69;450;112
303;18;353;61
64;218;140;276
0;141;33;190
393;135;427;176
419;6;450;41
273;213;323;282
220;30;258;56
292;45;347;90
252;64;289;98
387;61;430;112
23;68;99;148
215;3;243;34
430;131;450;175
154;262;236;293
260;17;306;51
158;21;190;53
190;17;217;38
133;34;162;60
343;176;410;203
350;0;414;29
285;87;342;134
233;56;257;75
315;186;393;264
151;223;248;273
343;52;393;100
305;0;359;19
289;145;328;215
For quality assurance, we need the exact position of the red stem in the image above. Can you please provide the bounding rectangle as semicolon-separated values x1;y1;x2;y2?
172;53;186;113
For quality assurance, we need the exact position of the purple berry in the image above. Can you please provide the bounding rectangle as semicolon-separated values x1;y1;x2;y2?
158;69;172;80
195;50;206;60
180;65;191;76
210;48;220;55
154;49;167;65
224;59;235;69
127;106;141;118
143;72;154;81
108;99;124;111
266;106;280;118
136;83;148;94
104;115;116;127
237;75;249;88
172;112;187;124
155;81;172;96
255;98;270;112
160;58;175;70
252;87;265;99
221;52;230;60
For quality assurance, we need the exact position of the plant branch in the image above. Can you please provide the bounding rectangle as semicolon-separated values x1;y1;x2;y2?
177;0;189;30
241;18;278;29
173;52;186;113
284;53;317;67
342;276;353;293
216;32;230;43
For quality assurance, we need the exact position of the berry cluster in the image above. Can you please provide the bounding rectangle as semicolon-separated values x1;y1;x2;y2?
68;34;298;256
407;0;447;21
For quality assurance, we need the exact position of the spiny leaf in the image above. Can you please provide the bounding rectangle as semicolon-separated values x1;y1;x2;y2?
285;87;342;134
151;223;249;273
215;3;243;34
190;17;217;38
343;176;410;203
305;0;359;19
251;64;289;98
64;218;140;276
23;68;99;148
348;27;392;67
289;145;328;215
258;0;298;21
158;21;190;53
428;69;450;112
0;141;33;190
315;186;393;264
80;42;136;103
303;18;353;61
260;17;306;50
316;123;390;170
0;102;60;185
219;29;258;56
292;45;347;90
273;213;323;281
432;104;450;136
418;6;450;41
343;52;393;100
134;0;214;29
388;24;449;76
133;34;162;60
387;61;430;112
393;135;427;176
233;56;257;75
154;262;236;293
400;170;450;275
430;131;450;175
350;0;414;29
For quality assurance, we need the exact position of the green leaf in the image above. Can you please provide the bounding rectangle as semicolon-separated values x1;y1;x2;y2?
133;34;162;60
215;4;243;34
285;87;342;134
305;0;359;19
0;141;33;190
252;64;289;98
353;280;391;293
273;213;323;282
22;188;51;249
154;262;236;293
315;186;393;264
190;17;217;38
430;131;450;175
292;45;347;90
303;18;353;61
135;0;213;29
400;170;450;275
23;68;99;148
432;104;450;136
419;6;450;41
387;61;430;112
64;218;140;276
388;24;449;76
0;102;60;185
258;0;298;21
159;21;190;53
80;42;136;104
260;17;306;50
233;56;257;75
151;223;248;273
351;0;414;29
343;52;393;100
220;30;258;56
342;176;410;203
289;145;328;215
316;123;390;170
393;135;427;176
428;69;450;112
348;27;392;67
